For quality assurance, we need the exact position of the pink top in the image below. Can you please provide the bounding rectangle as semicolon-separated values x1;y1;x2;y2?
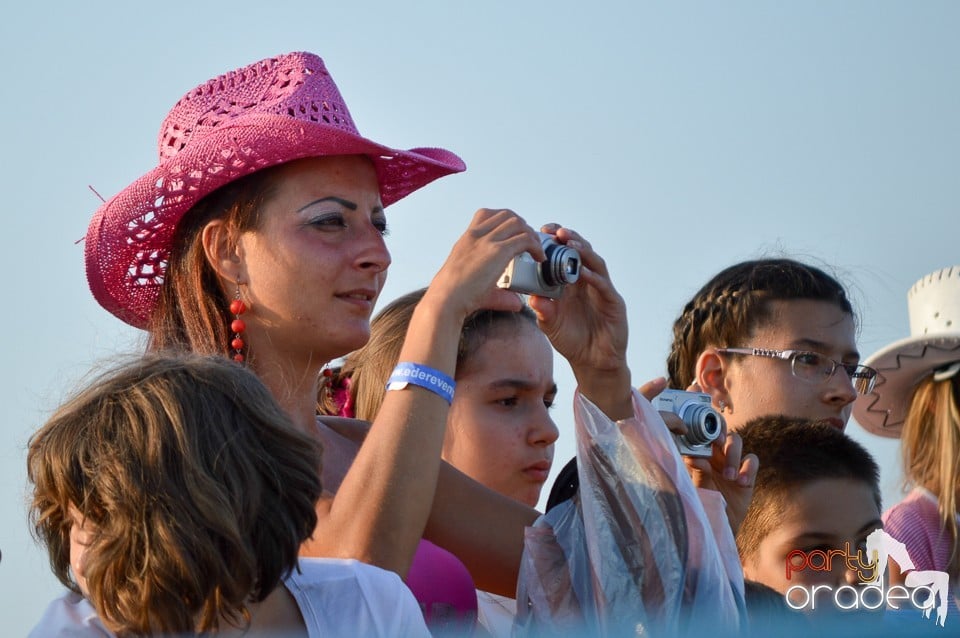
883;487;959;623
406;540;478;632
883;487;957;573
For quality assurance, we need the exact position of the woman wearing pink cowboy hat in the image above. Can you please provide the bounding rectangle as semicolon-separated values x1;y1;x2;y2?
854;265;960;624
64;50;644;633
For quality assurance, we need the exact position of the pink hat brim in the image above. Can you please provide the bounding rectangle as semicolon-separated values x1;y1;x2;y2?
85;114;465;329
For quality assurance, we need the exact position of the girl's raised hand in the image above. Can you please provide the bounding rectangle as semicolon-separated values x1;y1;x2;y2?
528;224;632;420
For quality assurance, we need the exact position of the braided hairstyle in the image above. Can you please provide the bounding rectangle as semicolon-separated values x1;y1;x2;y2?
666;259;854;390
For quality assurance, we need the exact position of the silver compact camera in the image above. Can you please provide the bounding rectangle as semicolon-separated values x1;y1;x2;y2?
497;232;581;299
653;389;724;458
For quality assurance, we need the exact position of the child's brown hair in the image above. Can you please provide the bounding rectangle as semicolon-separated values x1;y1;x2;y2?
28;353;322;634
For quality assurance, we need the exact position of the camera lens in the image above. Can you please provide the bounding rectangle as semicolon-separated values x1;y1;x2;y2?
541;242;581;287
680;404;722;446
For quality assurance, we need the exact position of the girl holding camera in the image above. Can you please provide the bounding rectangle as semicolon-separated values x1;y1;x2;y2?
324;287;558;637
666;258;873;434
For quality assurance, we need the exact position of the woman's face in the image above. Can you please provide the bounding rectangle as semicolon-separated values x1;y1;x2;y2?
718;299;860;432
236;156;391;365
444;320;559;507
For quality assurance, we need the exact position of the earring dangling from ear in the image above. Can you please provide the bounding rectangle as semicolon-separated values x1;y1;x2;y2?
718;399;728;414
321;367;334;389
229;283;248;363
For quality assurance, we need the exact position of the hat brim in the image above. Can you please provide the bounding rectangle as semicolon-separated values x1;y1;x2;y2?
852;334;960;437
85;114;465;329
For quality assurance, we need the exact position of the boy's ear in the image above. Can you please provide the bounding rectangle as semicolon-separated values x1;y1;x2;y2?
740;552;759;582
695;349;731;409
201;219;245;283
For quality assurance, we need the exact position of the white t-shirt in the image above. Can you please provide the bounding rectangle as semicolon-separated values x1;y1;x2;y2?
30;558;429;638
286;558;430;638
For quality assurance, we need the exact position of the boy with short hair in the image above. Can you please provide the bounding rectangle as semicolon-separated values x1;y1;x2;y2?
736;417;883;624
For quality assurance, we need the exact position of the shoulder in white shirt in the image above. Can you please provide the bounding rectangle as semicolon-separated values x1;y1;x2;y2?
285;557;431;638
32;559;430;638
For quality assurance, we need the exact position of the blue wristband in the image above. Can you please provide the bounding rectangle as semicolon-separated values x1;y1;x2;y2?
386;362;456;405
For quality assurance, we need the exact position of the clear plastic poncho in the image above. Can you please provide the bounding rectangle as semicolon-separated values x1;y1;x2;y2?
514;389;746;637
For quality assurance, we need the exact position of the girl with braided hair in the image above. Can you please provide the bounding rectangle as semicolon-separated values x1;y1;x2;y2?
660;258;883;631
539;259;875;634
666;258;876;434
549;258;861;527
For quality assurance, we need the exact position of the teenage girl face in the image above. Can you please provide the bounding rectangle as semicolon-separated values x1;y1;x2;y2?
444;320;559;507
716;299;860;432
233;155;391;366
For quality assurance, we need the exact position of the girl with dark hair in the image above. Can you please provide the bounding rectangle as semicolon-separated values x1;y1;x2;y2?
328;289;558;635
667;258;875;433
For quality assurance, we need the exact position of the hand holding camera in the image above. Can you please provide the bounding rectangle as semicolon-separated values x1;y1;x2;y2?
519;225;633;422
497;232;581;299
653;389;724;458
644;382;757;534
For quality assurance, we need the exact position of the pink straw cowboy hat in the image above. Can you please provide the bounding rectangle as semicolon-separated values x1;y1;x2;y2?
85;51;466;329
854;265;960;437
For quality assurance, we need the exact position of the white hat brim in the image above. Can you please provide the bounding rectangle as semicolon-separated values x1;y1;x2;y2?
852;334;960;437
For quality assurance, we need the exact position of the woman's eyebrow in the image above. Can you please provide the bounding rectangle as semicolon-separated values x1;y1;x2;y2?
297;196;358;213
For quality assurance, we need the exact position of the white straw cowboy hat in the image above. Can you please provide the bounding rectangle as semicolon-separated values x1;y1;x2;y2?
85;51;465;329
854;265;960;437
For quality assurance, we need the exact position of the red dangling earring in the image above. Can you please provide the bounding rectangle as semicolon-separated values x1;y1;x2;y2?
229;283;248;363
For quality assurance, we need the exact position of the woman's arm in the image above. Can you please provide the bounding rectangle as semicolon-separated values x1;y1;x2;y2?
303;209;543;580
315;416;537;596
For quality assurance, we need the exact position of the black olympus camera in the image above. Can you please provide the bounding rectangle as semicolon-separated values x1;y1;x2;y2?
653;389;724;458
497;232;581;299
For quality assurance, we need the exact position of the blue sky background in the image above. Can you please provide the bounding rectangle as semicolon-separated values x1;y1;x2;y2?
2;1;958;633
